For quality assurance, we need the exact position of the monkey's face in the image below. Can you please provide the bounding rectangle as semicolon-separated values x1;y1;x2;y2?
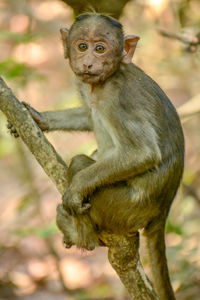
60;15;139;84
68;33;122;84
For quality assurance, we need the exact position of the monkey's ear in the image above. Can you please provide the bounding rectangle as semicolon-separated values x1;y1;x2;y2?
60;28;69;59
122;35;140;64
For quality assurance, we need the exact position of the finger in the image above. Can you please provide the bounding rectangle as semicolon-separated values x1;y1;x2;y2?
10;127;17;133
82;202;91;210
57;204;68;217
7;125;19;138
22;102;41;121
7;123;12;129
78;203;91;214
63;202;71;215
22;101;31;110
62;194;69;209
14;132;19;138
10;127;19;137
63;237;73;249
62;200;75;216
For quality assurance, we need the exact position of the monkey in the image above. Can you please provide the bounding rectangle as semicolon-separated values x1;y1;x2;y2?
9;13;184;300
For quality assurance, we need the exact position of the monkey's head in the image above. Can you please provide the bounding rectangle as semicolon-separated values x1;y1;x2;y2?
60;13;140;84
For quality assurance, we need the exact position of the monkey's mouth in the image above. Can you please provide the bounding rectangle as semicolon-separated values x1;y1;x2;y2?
82;73;99;77
78;72;100;77
77;72;103;83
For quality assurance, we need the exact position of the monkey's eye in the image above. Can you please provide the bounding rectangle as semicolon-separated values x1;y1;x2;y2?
78;43;88;52
95;44;105;53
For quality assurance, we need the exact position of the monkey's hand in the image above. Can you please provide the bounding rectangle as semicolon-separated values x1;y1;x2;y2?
62;187;91;215
22;102;49;131
7;102;49;138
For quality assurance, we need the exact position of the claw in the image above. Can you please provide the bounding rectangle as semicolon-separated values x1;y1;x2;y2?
78;202;91;214
7;122;19;138
63;237;73;249
22;102;49;131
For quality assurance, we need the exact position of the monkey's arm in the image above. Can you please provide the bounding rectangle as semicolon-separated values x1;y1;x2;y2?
63;118;161;214
23;103;92;132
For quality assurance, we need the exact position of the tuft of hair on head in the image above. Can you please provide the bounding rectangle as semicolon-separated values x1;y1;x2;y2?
75;13;91;23
99;14;122;29
75;12;123;30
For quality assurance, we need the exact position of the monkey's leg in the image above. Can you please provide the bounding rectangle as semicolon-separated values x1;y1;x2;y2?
143;219;176;300
67;154;95;183
57;154;99;250
56;204;77;248
69;154;100;250
57;203;99;251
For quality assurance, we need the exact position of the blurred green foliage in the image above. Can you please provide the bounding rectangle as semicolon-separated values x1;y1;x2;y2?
15;221;58;239
0;31;38;44
0;57;44;85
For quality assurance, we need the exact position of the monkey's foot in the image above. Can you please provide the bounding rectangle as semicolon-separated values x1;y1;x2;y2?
76;231;99;251
7;122;19;138
63;236;74;249
83;241;96;251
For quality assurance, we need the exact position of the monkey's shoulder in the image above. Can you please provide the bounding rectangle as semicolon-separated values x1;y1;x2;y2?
114;63;180;121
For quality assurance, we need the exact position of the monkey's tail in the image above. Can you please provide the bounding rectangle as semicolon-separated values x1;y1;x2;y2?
144;221;176;300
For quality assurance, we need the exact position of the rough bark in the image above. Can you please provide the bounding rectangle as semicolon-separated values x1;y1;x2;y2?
0;76;157;299
101;232;158;299
0;77;67;194
61;0;132;19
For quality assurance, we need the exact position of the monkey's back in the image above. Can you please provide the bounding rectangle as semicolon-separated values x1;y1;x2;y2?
121;63;184;157
117;63;184;212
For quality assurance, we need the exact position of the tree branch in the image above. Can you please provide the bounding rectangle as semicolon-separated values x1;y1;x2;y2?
101;232;158;299
0;76;157;299
0;76;68;194
61;0;132;19
159;29;200;52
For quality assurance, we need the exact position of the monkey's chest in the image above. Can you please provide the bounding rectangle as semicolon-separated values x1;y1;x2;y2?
91;109;117;159
79;84;118;157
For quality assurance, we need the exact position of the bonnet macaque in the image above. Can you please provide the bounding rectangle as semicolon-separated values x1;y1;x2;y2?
11;13;184;300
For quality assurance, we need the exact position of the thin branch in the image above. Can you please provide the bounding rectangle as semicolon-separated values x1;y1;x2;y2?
159;29;200;45
159;29;200;52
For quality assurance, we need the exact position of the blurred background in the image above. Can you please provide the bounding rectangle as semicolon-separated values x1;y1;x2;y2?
0;0;200;299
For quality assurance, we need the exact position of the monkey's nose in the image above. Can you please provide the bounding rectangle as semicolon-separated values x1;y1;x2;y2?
83;64;93;70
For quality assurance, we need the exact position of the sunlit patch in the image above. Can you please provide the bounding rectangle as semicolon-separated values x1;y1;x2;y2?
147;0;169;14
60;257;91;289
9;15;30;33
14;43;47;65
35;1;69;20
